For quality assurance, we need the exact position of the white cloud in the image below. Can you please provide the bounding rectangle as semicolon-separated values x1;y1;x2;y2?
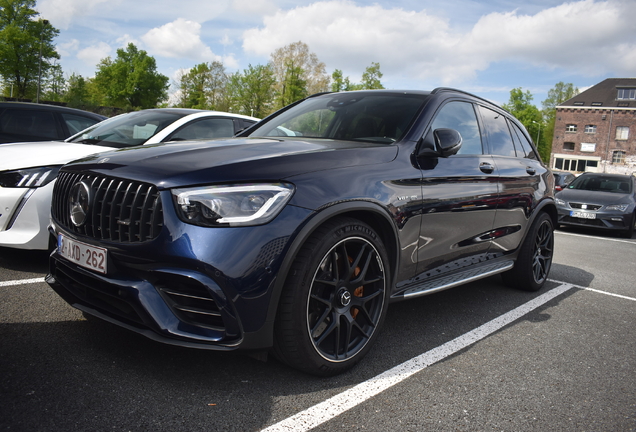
76;42;112;67
141;18;219;61
56;39;80;57
36;0;116;30
231;0;278;16
242;0;636;85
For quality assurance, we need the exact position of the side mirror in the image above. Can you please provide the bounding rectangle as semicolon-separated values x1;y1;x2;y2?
434;128;462;157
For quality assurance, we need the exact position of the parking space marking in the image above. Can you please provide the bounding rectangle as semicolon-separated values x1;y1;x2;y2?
260;283;575;432
583;287;636;302
0;277;45;287
555;231;636;244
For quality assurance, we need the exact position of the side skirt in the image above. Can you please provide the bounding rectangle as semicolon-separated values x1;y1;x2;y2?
393;260;514;300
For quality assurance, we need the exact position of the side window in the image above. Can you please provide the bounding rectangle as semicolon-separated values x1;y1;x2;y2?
61;113;101;135
430;101;483;155
0;109;59;139
169;118;235;141
508;120;538;160
478;106;516;157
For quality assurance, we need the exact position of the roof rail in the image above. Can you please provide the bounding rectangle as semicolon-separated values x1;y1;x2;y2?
431;87;498;106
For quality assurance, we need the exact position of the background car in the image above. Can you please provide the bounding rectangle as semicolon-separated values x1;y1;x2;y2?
553;170;576;193
555;172;636;237
0;102;106;144
0;109;259;250
47;89;557;376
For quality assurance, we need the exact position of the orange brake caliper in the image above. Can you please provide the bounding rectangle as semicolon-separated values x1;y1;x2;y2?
349;256;364;319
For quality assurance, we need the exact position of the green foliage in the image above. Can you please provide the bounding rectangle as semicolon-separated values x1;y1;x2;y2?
177;61;228;110
0;0;59;99
226;64;276;118
270;41;328;108
92;43;168;110
330;63;384;92
360;62;384;89
503;87;549;162
541;82;579;158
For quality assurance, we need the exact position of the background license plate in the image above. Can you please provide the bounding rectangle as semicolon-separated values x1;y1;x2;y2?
58;234;107;274
571;211;596;219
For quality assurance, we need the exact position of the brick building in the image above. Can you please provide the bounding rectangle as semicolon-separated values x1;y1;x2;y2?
550;78;636;175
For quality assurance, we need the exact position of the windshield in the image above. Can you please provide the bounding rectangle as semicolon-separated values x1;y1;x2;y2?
247;93;428;144
69;110;190;148
567;175;632;194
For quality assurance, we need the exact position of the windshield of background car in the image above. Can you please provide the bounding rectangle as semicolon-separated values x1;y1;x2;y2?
567;175;632;194
247;93;428;144
68;111;190;148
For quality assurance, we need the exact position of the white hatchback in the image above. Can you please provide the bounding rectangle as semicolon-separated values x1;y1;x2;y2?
0;108;259;249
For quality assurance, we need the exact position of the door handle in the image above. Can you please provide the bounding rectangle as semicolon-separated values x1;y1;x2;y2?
479;162;494;174
526;167;536;175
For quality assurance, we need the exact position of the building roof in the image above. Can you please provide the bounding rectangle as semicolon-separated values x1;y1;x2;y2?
558;78;636;109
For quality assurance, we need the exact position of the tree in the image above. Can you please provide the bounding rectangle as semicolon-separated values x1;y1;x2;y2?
503;87;550;162
226;64;276;118
269;41;329;108
42;60;63;101
177;61;228;110
541;82;579;158
331;63;384;92
0;0;59;99
360;62;384;90
92;43;169;110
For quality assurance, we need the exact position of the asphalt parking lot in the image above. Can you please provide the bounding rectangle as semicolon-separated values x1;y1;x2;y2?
1;228;635;431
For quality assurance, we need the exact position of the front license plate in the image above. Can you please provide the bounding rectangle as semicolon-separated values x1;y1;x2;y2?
58;234;107;274
571;211;596;220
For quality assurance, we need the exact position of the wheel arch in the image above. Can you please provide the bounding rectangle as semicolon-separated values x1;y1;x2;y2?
243;201;400;350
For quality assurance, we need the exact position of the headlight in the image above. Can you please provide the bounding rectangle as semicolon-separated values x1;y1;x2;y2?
172;183;295;227
0;166;61;188
605;204;629;212
555;198;567;206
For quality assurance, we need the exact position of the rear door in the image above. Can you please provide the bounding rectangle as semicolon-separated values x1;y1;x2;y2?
477;105;548;254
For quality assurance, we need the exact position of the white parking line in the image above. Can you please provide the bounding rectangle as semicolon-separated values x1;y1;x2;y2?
0;277;45;287
260;283;575;432
555;230;636;244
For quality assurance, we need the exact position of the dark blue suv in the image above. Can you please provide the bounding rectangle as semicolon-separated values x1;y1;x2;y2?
47;89;557;375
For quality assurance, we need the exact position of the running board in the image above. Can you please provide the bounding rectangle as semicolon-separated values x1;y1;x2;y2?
399;260;514;299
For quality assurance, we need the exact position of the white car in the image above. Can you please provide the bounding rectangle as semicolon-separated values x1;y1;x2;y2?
0;109;259;250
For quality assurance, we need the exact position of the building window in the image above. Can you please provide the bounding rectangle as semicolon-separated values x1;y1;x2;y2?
584;125;596;133
563;142;575;150
554;157;599;172
616;126;629;140
612;151;625;164
580;143;596;152
617;88;636;100
566;124;577;133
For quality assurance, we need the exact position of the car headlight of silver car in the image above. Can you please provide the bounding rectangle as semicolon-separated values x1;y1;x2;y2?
605;203;629;212
172;183;295;227
555;198;567;206
0;166;61;188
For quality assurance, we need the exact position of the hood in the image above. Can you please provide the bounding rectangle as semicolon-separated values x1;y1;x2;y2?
62;137;399;189
0;141;114;171
556;188;633;205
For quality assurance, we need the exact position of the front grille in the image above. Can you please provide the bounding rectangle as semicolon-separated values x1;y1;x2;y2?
569;202;602;211
53;171;163;243
562;216;605;227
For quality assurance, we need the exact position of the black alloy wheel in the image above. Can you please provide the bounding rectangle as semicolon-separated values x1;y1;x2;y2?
502;212;554;292
274;217;389;376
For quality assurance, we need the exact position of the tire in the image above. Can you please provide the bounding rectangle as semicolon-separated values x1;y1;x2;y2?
273;217;390;376
502;212;554;292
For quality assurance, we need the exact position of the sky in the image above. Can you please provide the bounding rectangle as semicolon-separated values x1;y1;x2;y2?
35;0;636;108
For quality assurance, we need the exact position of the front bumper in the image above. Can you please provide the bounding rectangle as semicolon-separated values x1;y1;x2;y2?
557;206;632;231
0;182;55;250
47;202;313;351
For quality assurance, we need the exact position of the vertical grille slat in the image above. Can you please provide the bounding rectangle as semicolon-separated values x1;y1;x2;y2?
52;172;164;244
